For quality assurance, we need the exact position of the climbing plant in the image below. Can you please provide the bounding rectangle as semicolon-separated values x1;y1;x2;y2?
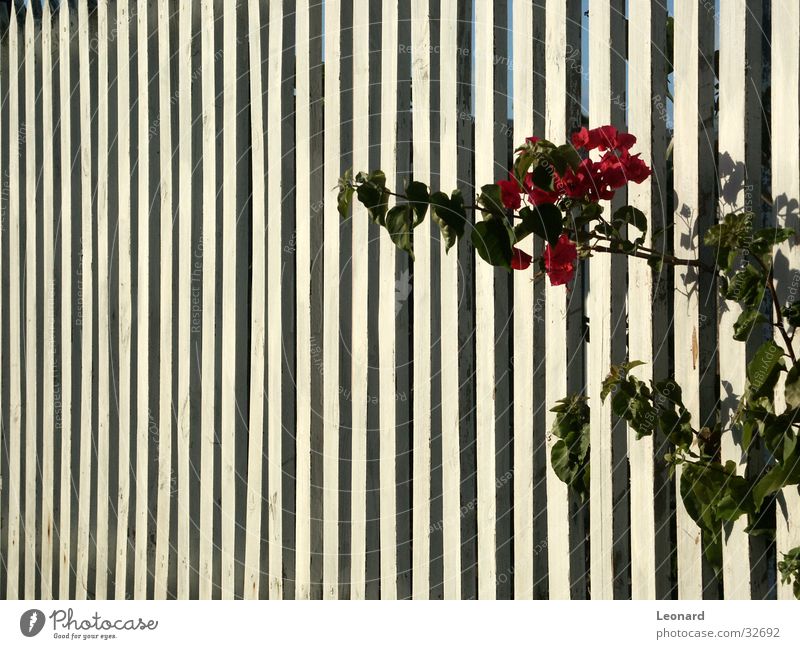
336;125;800;597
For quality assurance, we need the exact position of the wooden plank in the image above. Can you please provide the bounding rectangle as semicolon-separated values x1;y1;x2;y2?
294;0;312;600
626;0;670;600
220;0;237;600
512;0;534;600
772;0;800;600
57;0;73;601
349;0;370;601
438;0;460;600
242;0;265;601
134;0;151;600
41;0;56;600
323;0;341;601
76;0;93;600
544;0;582;600
718;0;761;600
378;0;398;600
115;0;133;601
175;0;192;601
587;0;628;601
410;0;431;600
266;0;283;601
0;0;5;602
95;0;111;600
672;0;715;601
153;0;174;600
23;3;37;601
473;0;497;600
198;0;216;600
6;4;21;601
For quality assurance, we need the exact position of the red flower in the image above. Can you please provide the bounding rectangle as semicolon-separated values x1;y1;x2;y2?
555;159;594;199
621;152;651;183
498;177;522;210
523;172;560;205
614;131;637;152
544;234;578;286
511;247;533;270
571;125;618;151
571;125;636;154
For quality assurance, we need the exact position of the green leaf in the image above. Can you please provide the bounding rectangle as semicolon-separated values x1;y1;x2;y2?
732;308;767;342
612;205;648;233
477;184;507;220
517;204;562;247
471;218;513;268
385;204;415;260
405;180;430;225
530;161;555;192
354;170;389;225
787;365;800;410
430;190;467;252
753;453;800;511
704;212;754;272
337;168;355;219
784;301;800;327
722;264;766;309
747;340;784;395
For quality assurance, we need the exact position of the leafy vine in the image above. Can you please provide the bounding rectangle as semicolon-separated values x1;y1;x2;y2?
336;125;800;597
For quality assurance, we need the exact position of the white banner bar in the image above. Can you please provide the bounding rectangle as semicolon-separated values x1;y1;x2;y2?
0;601;798;647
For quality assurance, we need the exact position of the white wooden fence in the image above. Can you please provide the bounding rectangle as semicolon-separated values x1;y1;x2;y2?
0;0;797;600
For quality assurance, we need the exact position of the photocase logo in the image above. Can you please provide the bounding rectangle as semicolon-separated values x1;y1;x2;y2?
20;609;45;637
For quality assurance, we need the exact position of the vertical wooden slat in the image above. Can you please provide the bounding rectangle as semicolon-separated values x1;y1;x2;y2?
153;0;174;599
718;0;761;600
410;0;431;600
23;4;37;601
349;0;370;601
438;0;461;600
323;0;341;600
266;0;283;601
672;0;715;601
115;0;133;601
175;0;192;601
198;0;216;600
41;0;55;600
512;0;534;600
544;0;582;600
95;0;111;600
76;0;93;600
588;0;628;601
772;0;800;600
220;0;237;600
6;4;20;601
627;0;669;600
134;0;151;600
57;0;73;601
294;0;312;600
473;0;497;600
242;0;265;601
378;0;398;600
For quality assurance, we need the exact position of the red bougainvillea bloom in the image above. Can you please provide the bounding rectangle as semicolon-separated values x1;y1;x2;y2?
571;125;619;151
571;125;637;154
619;152;651;183
511;247;533;270
523;172;560;205
498;177;522;210
544;234;578;286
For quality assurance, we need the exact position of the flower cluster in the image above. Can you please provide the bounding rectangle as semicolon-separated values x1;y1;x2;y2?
501;126;652;286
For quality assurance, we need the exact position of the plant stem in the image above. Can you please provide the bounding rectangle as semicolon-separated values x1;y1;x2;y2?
589;244;707;269
757;258;797;365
